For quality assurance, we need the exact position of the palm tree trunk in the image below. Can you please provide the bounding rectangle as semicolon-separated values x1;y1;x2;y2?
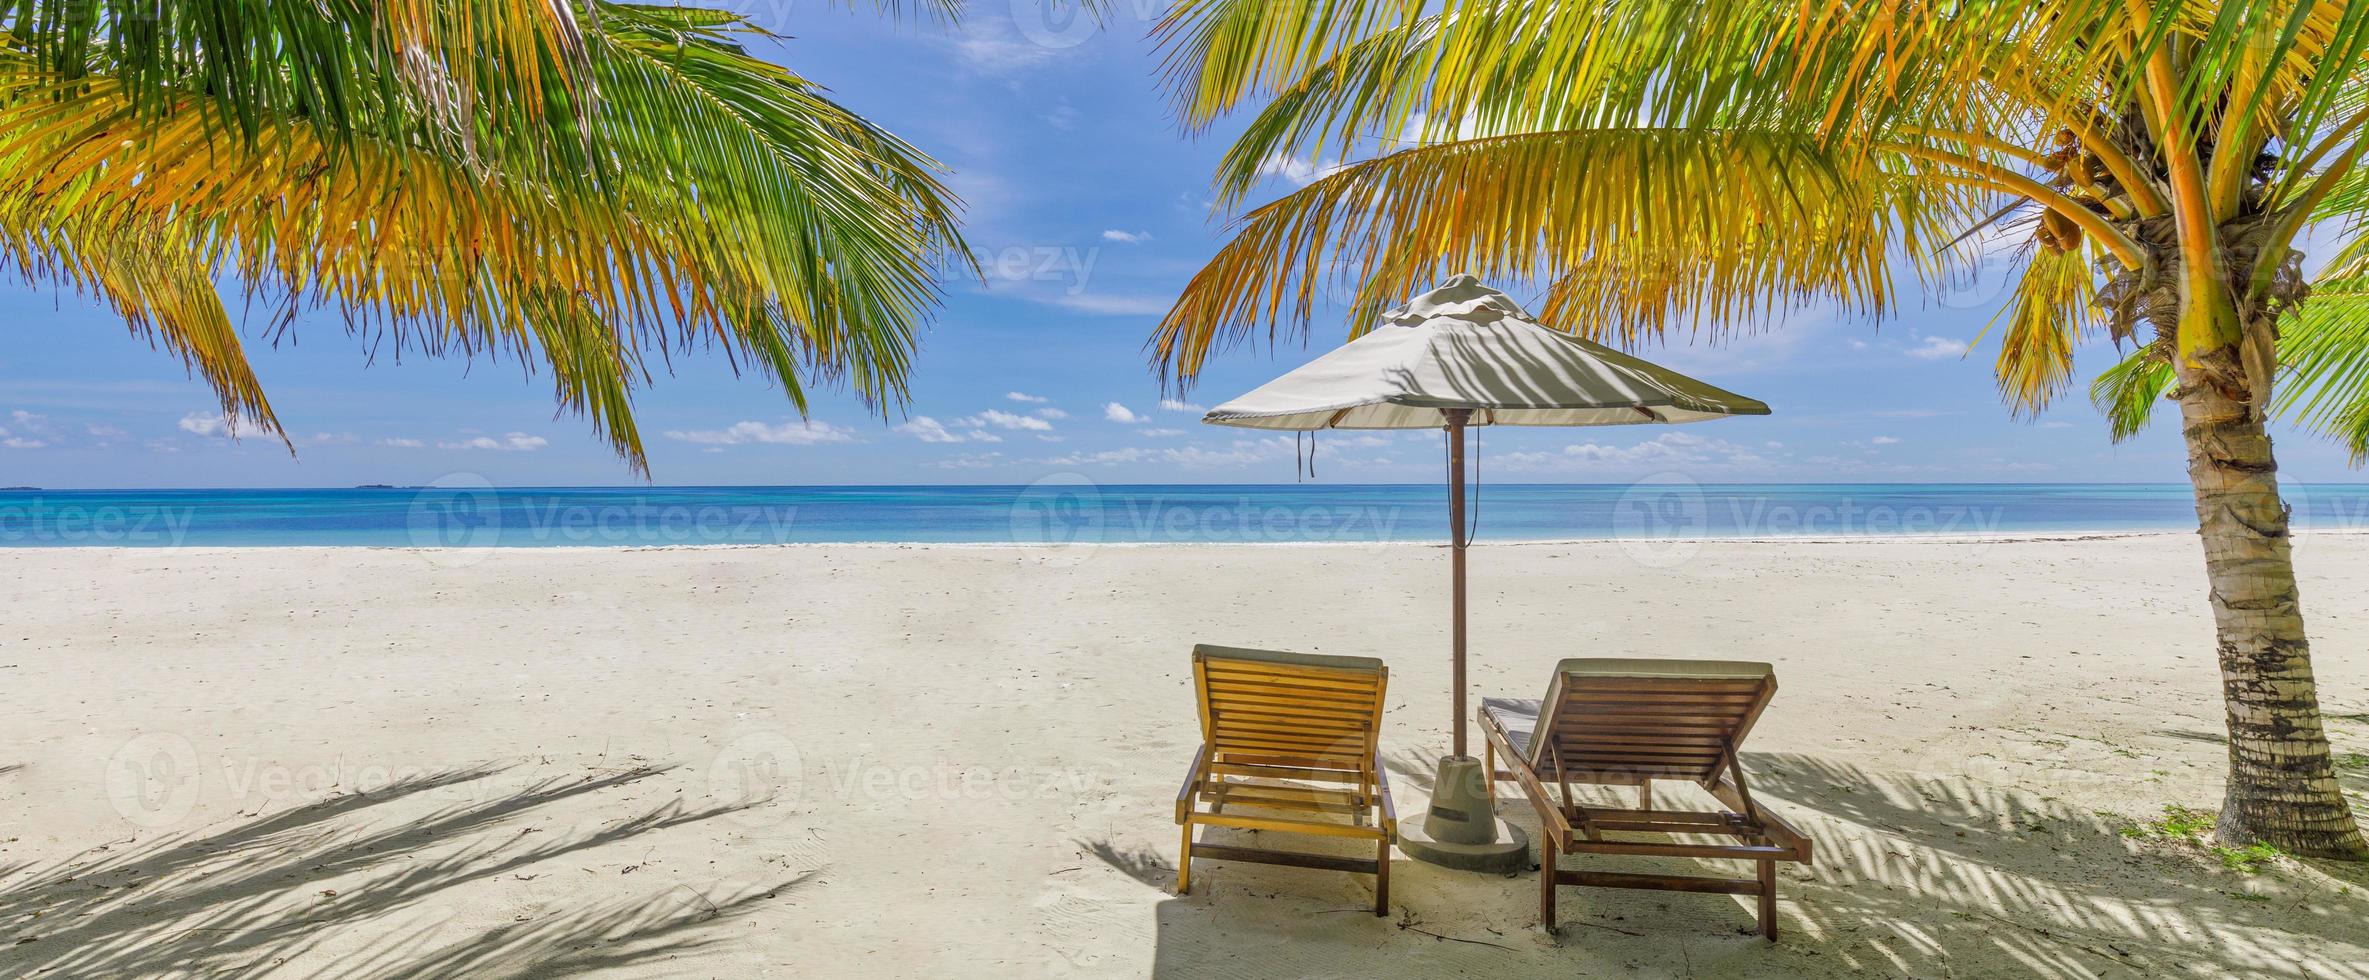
2173;361;2368;858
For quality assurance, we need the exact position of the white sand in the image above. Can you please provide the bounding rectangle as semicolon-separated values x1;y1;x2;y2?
4;533;2366;978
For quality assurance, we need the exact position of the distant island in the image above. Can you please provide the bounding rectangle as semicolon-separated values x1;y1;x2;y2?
353;484;397;490
1;486;39;491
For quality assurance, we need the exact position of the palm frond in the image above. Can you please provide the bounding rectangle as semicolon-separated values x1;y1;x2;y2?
0;1;968;473
2274;284;2369;463
1152;0;2217;386
2;214;283;442
1984;245;2101;416
1151;127;1985;386
2090;342;2176;442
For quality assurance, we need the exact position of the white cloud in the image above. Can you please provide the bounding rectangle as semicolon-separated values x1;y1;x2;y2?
1042;447;1151;467
85;423;128;440
1043;104;1079;130
1907;336;1971;360
1159;398;1206;413
1005;391;1049;403
177;413;230;437
966;409;1054;432
1257;153;1344;186
1140;427;1186;437
951;17;1063;74
2039;420;2076;429
3;411;56;448
1159;437;1299;469
929;452;1008;470
1104;402;1144;424
1870;435;1901;445
438;432;550;452
896;417;980;444
304;432;359;446
1041;436;1299;470
378;438;425;448
900;408;1052;444
1497;431;1774;473
1101;229;1151;244
664;420;856;447
1034;407;1068;420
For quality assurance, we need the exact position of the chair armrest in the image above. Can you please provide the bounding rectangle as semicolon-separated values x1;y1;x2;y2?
1707;772;1813;863
1372;751;1397;834
1175;744;1210;824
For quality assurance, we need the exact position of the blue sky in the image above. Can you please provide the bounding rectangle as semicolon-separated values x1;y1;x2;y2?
2;2;2364;489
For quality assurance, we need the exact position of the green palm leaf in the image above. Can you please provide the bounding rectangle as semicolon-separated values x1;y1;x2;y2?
0;1;969;473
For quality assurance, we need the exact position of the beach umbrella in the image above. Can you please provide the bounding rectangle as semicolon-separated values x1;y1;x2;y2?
1201;274;1769;869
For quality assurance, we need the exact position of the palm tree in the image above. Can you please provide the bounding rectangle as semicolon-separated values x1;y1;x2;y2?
1149;0;2369;857
0;0;969;474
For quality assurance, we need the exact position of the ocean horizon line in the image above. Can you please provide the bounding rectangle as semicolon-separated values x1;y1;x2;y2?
8;483;2369;548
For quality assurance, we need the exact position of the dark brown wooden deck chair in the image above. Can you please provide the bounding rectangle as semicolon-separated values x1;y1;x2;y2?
1175;644;1395;915
1479;658;1812;939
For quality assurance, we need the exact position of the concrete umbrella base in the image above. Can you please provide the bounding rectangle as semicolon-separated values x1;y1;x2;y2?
1396;755;1531;874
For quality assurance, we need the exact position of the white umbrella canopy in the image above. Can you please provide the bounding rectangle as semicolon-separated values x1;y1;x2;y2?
1196;274;1771;872
1202;275;1769;430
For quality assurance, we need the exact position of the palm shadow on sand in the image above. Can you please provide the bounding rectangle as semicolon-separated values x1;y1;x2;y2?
1093;753;2369;979
0;764;803;978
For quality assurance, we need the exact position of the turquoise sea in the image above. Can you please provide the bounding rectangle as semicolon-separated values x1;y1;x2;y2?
4;483;2369;547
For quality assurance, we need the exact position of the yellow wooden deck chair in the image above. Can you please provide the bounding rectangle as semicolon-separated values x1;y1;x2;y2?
1479;658;1812;939
1175;644;1395;915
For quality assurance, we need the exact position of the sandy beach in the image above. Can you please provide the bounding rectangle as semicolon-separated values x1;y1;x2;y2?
5;532;2367;978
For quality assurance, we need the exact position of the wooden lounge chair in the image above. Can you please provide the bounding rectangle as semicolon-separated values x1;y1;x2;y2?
1479;658;1812;939
1175;644;1395;915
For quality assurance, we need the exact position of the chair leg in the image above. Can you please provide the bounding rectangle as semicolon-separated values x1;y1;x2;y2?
1373;836;1391;917
1177;824;1194;895
1539;834;1558;934
1757;858;1777;940
1638;777;1653;811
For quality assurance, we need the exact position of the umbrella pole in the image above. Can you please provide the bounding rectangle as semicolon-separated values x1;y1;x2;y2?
1446;408;1471;758
1398;407;1525;872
